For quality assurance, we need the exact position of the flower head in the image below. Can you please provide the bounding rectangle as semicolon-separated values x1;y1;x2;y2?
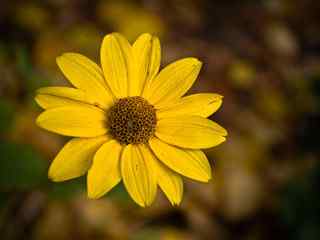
35;33;227;207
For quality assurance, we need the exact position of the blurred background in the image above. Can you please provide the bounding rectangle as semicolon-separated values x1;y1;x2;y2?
0;0;320;239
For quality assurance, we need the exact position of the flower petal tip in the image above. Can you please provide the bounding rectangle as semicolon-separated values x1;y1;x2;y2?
139;32;152;38
222;130;228;137
35;113;49;130
55;54;64;63
170;200;182;206
56;52;75;63
48;172;63;182
48;165;71;182
190;58;202;66
217;136;227;145
134;199;155;208
206;175;212;182
135;201;146;208
199;175;211;183
35;114;43;127
102;32;121;41
215;94;224;100
218;128;228;137
87;191;102;200
34;94;41;104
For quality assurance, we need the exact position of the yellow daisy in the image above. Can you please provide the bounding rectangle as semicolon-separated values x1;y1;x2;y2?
35;33;227;207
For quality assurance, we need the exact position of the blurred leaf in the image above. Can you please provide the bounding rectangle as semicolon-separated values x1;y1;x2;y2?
0;100;15;134
228;60;256;89
0;142;48;190
107;182;131;204
0;42;10;62
98;1;165;41
130;228;161;240
280;163;320;240
310;73;320;111
47;176;86;200
14;3;50;32
0;192;9;210
15;46;49;95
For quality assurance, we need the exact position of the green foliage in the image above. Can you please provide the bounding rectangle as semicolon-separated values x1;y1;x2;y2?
15;46;49;96
280;164;320;240
108;182;131;204
47;176;86;200
0;100;15;134
130;228;161;240
0;142;48;190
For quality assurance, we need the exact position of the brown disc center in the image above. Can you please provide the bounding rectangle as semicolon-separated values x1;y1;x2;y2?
107;96;157;145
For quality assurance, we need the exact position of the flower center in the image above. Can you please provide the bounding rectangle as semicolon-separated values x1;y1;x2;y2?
107;96;157;145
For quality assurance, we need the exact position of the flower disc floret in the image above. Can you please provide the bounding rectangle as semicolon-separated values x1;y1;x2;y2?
108;96;157;145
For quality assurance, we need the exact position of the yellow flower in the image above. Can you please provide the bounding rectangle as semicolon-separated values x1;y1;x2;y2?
35;33;227;207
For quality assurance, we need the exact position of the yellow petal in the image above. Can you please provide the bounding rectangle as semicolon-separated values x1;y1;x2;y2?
101;33;133;98
36;106;107;137
131;33;161;96
155;116;227;149
149;137;211;182
35;87;91;109
146;36;161;83
56;53;114;109
157;93;223;119
121;144;157;207
142;58;201;107
148;152;183;205
87;140;122;199
48;136;109;181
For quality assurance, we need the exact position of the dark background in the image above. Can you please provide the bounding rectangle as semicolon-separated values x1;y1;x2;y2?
0;0;320;239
